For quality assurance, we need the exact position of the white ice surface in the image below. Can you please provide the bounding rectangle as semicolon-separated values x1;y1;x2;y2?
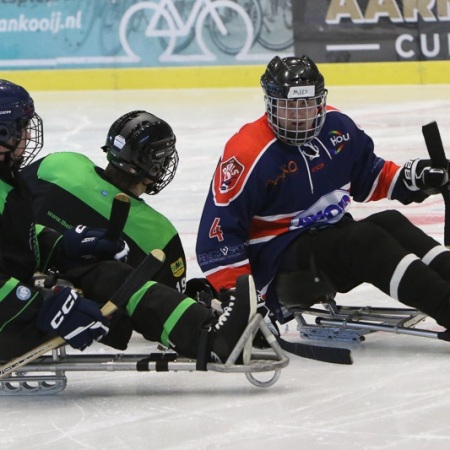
2;85;450;450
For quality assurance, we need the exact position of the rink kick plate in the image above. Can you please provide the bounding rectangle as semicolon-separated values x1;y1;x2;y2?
0;314;289;395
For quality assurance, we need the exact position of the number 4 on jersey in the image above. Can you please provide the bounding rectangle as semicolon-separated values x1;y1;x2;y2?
209;217;224;241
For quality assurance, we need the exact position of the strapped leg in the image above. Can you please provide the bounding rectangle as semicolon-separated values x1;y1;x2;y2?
128;275;259;363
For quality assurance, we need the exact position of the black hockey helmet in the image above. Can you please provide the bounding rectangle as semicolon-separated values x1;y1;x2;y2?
0;79;43;169
102;110;178;195
260;56;327;146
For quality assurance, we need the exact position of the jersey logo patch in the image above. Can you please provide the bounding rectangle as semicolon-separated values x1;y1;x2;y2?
328;130;350;154
16;285;32;301
291;191;350;230
219;157;244;193
171;257;185;277
267;161;299;186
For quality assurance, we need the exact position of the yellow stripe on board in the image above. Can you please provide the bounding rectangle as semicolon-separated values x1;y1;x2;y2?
0;60;448;91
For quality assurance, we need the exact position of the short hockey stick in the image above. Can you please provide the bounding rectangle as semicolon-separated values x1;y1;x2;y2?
106;192;131;240
422;121;450;246
276;336;353;365
0;249;166;379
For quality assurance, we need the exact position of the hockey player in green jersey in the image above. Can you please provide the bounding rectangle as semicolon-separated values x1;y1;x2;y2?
0;79;257;364
21;110;187;293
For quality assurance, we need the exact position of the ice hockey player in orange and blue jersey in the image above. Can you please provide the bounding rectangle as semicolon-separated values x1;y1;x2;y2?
196;56;450;329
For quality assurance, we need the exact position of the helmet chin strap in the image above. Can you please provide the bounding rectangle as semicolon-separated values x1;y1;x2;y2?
0;140;16;152
143;178;158;195
0;139;21;168
0;150;13;168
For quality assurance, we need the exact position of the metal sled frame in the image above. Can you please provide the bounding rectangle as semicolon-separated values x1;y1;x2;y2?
289;299;450;344
0;314;289;396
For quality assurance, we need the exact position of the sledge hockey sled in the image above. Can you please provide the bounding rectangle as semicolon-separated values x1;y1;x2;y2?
0;313;289;396
275;270;450;345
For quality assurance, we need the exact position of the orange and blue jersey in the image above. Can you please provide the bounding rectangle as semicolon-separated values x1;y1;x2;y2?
196;107;421;312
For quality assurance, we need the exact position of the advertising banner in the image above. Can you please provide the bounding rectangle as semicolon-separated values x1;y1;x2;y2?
293;0;450;63
0;0;294;69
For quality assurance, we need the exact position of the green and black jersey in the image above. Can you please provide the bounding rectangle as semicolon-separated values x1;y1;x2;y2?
21;152;187;293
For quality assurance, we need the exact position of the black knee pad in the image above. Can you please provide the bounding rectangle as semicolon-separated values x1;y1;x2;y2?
275;270;336;307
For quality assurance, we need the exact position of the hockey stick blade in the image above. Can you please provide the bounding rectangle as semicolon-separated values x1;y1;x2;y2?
106;192;131;240
422;121;446;168
422;121;450;246
0;249;166;379
276;336;353;365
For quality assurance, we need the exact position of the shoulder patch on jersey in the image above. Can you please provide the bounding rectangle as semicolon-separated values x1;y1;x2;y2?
218;157;244;193
213;116;275;205
170;257;185;277
16;285;32;301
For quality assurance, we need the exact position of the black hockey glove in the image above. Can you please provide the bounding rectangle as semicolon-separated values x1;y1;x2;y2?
185;278;218;308
62;225;129;268
37;287;109;350
400;158;449;193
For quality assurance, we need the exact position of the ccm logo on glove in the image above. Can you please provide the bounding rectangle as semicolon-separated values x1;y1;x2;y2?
37;287;109;350
50;291;77;329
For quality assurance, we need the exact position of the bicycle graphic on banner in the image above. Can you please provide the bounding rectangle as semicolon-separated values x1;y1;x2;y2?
119;0;254;62
119;0;293;63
